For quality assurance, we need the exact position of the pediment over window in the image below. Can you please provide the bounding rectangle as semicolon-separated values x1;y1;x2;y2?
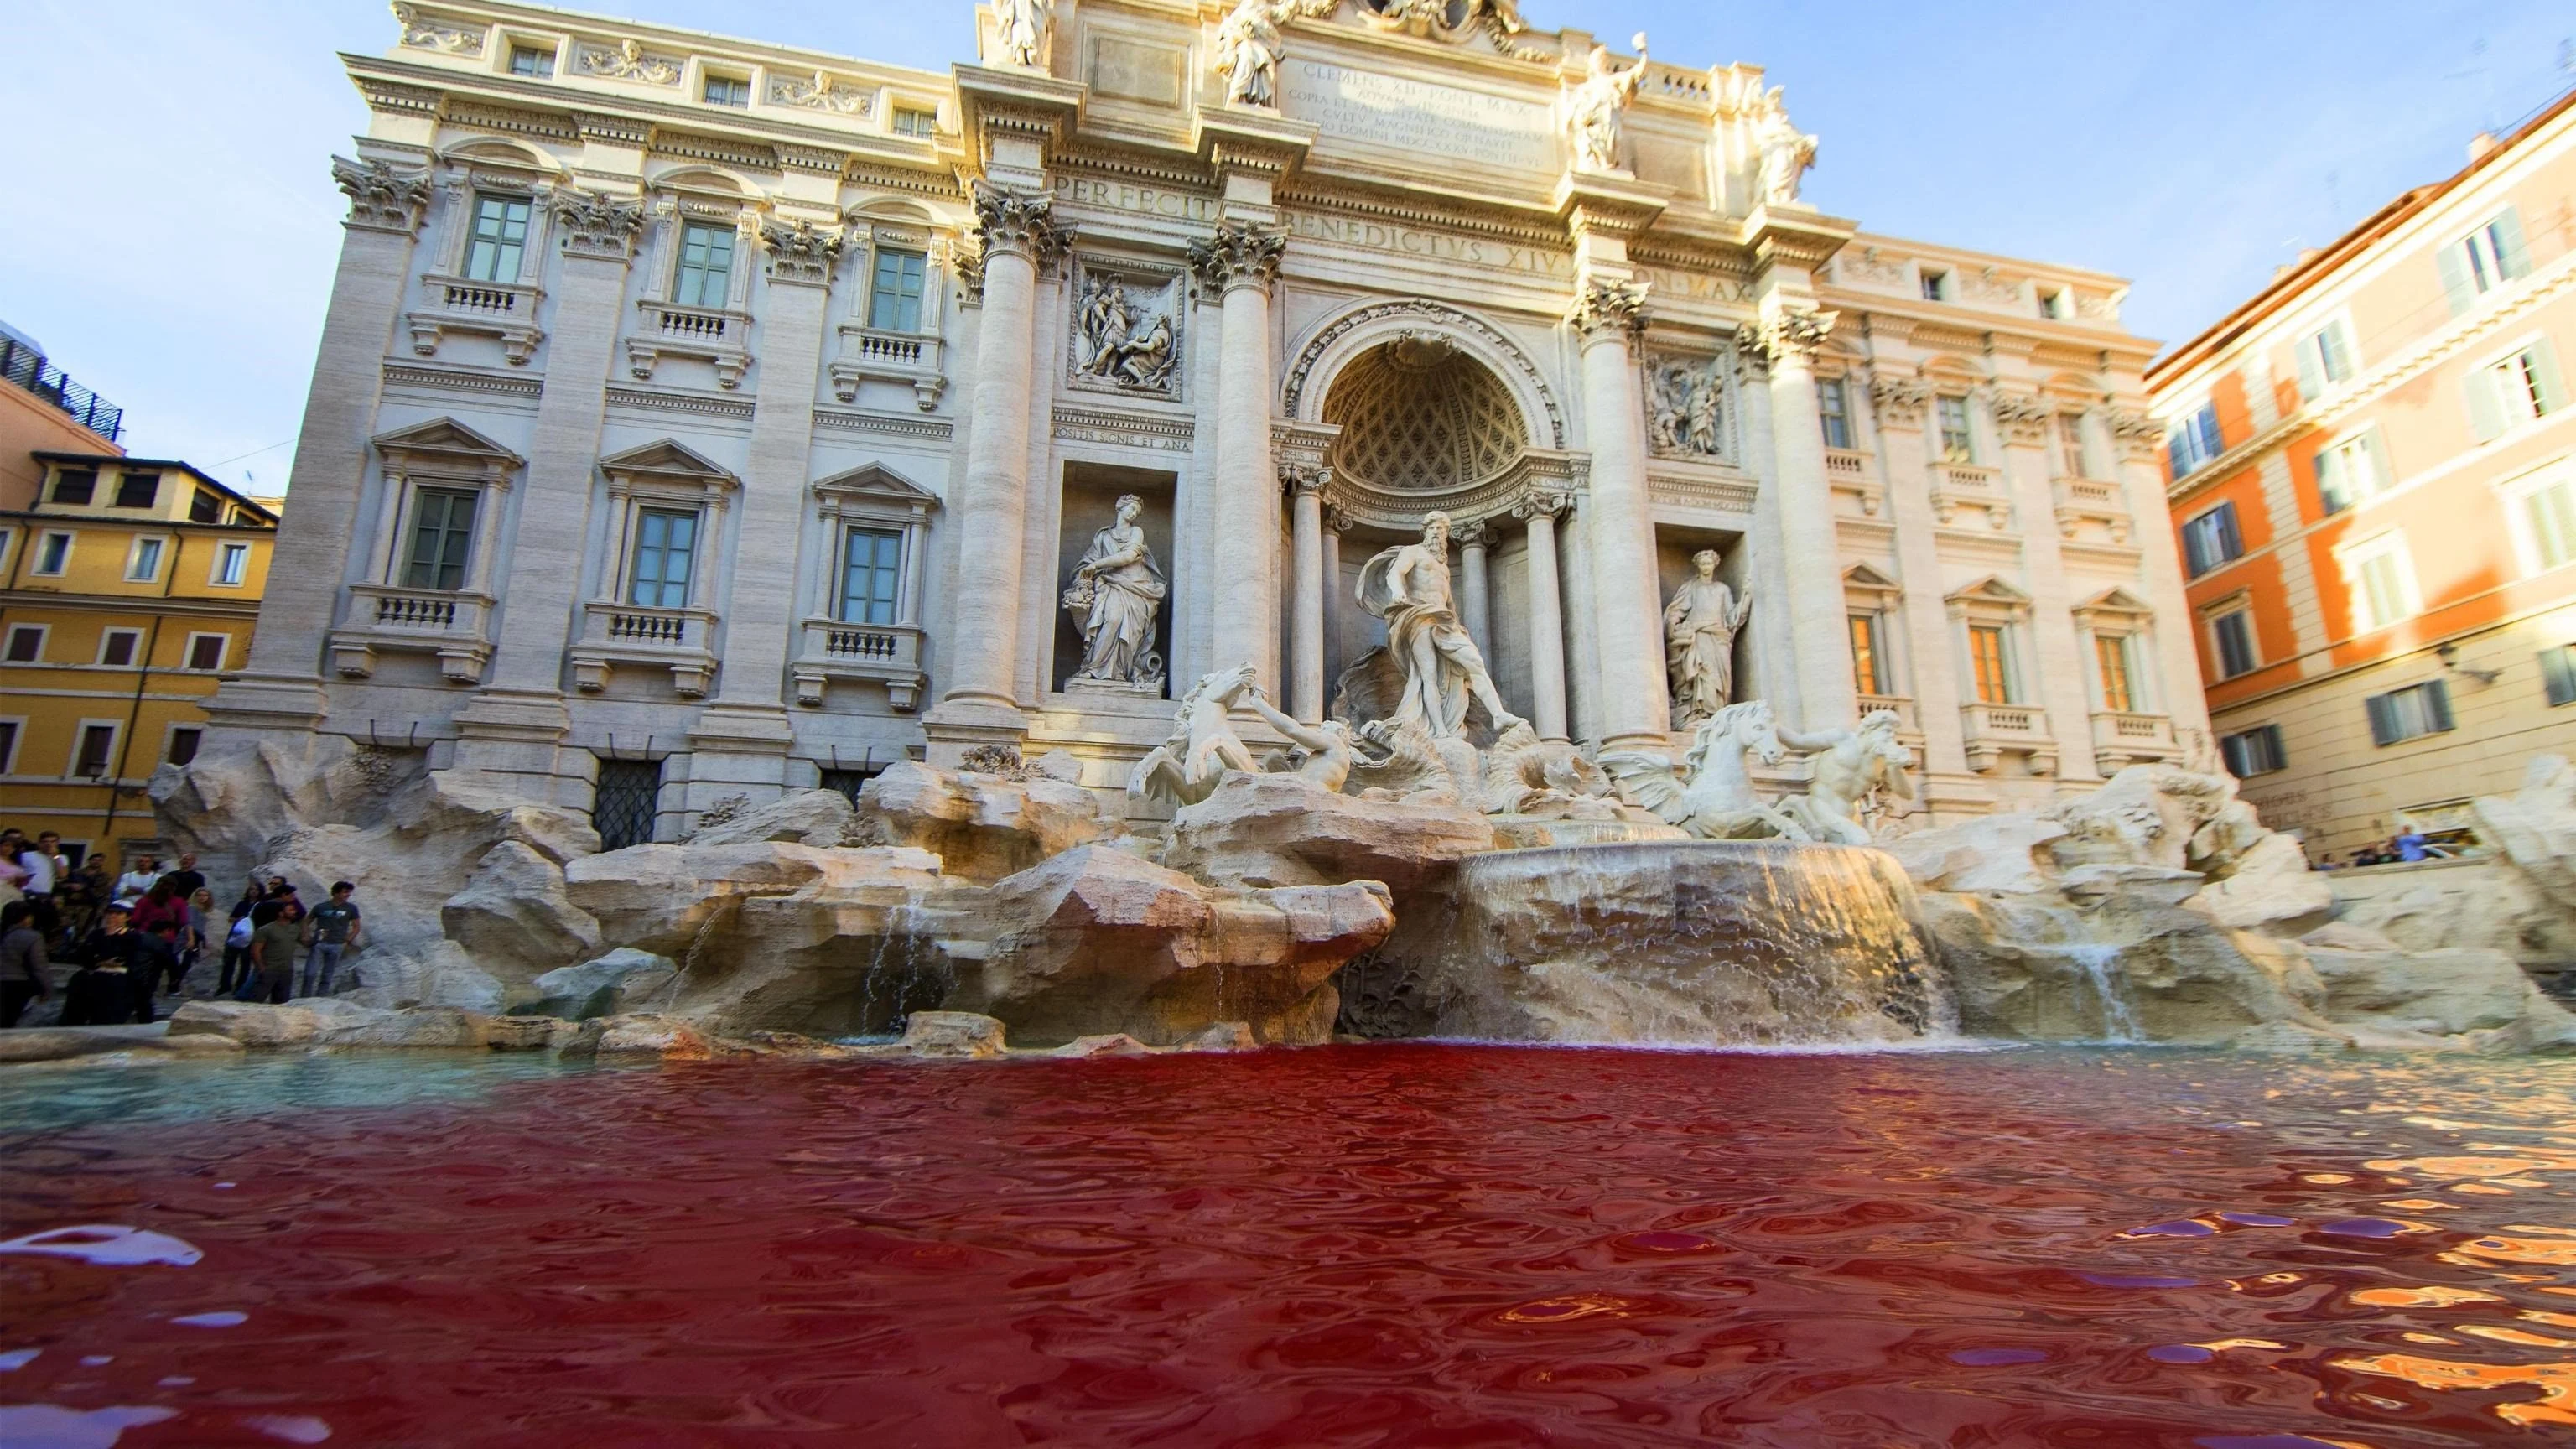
600;439;737;485
1946;574;2033;621
2072;585;2156;626
813;462;940;511
374;418;522;482
1842;562;1903;607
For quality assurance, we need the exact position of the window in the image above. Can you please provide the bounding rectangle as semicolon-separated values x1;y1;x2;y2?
1919;268;1950;302
99;629;140;667
626;508;699;609
34;532;71;576
185;633;228;672
839;526;903;625
0;720;17;772
509;45;554;76
2095;634;2137;713
214;541;250;587
2220;724;2287;778
674;221;736;309
1849;612;1888;696
166;726;203;766
1935;395;1974;462
1967;624;2013;704
2366;679;2454;746
3;626;44;663
2209;608;2258;680
2542;645;2576;708
112;472;159;508
2181;501;2242;577
2511;472;2576;574
2313;429;2390;515
462;194;532;283
2039;288;2070;320
2055;413;2087;478
2345;533;2418;631
2294;319;2356;401
73;724;117;779
703;72;751;106
51;468;96;506
818;766;886;804
125;537;164;582
867;247;928;333
2166;401;2223;479
2438;207;2532;314
190;488;221;523
891;106;936;138
2468;340;2565;442
403;487;479;591
591;757;663;851
1816;378;1853;449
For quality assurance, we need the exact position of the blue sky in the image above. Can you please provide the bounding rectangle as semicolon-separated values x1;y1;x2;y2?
4;0;2568;494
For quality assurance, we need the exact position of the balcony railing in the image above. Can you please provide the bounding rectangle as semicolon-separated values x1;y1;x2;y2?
829;323;947;409
0;339;123;443
792;616;926;710
1824;448;1880;514
331;584;496;685
407;276;546;365
2090;709;2179;766
1929;461;2010;529
2053;476;2133;543
628;300;752;388
571;601;719;696
1960;699;2056;776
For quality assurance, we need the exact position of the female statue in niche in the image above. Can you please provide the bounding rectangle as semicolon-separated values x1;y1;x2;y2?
1665;548;1753;728
1064;494;1167;688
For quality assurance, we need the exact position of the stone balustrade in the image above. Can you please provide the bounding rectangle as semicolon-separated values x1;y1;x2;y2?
406;275;546;364
828;323;947;408
1929;462;2012;530
569;601;719;697
1959;699;2056;776
330;584;496;685
2053;476;2133;543
627;299;752;388
2089;709;2179;769
792;617;925;711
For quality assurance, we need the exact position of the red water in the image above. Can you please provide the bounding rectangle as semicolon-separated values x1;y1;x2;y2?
6;1045;2576;1446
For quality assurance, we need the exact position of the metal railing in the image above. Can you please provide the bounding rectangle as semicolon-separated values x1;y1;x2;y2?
0;339;122;442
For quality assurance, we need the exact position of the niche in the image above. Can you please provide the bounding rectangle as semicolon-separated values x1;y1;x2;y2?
1653;525;1755;710
1052;462;1176;697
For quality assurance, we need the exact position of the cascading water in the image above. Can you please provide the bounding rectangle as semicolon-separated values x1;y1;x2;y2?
2050;942;2142;1043
1383;839;1953;1047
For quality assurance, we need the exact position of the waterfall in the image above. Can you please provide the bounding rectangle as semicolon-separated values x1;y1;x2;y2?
2054;943;2142;1044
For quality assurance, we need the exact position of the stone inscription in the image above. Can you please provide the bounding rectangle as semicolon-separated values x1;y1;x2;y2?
1052;177;1221;223
1281;60;1555;172
1288;210;1571;278
1636;265;1757;305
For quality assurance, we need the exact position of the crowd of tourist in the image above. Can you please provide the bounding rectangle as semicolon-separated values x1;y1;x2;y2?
2309;828;2454;870
0;829;361;1028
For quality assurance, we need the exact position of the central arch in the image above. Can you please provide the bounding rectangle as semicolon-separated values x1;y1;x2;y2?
1322;335;1528;495
1282;298;1566;450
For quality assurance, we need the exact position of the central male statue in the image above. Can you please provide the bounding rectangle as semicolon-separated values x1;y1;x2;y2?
1358;511;1526;739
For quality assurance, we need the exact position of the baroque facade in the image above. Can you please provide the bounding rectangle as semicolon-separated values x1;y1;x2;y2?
2148;89;2576;856
204;0;2208;841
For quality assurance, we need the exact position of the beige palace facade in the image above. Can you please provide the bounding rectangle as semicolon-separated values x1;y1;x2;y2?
202;0;2209;844
2148;90;2576;856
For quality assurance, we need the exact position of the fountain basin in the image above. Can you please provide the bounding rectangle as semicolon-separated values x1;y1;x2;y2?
1353;839;1949;1046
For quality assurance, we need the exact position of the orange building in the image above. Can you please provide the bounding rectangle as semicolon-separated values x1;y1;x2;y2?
0;321;123;509
2148;89;2576;856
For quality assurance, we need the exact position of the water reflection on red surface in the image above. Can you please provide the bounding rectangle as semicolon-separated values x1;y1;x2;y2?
4;1044;2575;1446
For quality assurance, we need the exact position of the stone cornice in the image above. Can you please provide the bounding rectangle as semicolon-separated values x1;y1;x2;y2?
1741;204;1855;277
1552;171;1670;240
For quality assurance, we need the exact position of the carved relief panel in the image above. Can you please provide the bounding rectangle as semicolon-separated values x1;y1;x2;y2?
1067;258;1185;400
1644;351;1736;463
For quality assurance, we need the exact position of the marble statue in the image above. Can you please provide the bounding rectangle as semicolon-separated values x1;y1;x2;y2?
1602;700;1807;840
1245;693;1358;793
1565;34;1649;174
1778;709;1915;845
1648;358;1726;458
990;0;1051;68
1214;0;1292;108
1358;511;1527;740
1076;278;1179;392
1753;86;1819;207
1130;663;1263;810
1664;552;1751;727
1063;495;1168;689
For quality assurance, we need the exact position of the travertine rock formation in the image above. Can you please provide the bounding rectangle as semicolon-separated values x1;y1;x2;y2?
1163;771;1496;890
855;761;1111;882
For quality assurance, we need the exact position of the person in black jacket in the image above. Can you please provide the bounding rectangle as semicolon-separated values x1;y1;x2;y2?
64;905;175;1025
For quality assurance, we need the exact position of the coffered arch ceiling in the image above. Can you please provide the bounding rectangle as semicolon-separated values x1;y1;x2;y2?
1322;336;1528;494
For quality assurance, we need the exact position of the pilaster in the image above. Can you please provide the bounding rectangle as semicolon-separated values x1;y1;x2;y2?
1567;276;1668;749
1870;374;1976;786
1992;387;2101;784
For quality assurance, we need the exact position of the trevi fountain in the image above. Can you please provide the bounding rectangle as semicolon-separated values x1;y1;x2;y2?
8;1;2576;1444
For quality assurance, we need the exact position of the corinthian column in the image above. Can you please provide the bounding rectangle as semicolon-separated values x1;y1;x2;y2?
209;157;430;733
1457;520;1492;657
928;183;1067;745
1569;279;1670;750
1756;305;1859;730
1514;491;1571;741
1188;221;1288;691
1285;465;1327;723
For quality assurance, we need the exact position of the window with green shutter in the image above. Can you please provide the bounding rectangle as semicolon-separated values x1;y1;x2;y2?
626;508;699;609
2365;679;2454;746
867;248;927;332
462;195;532;283
2294;319;2355;401
2438;206;2532;314
403;488;478;591
674;222;736;309
2542;645;2576;709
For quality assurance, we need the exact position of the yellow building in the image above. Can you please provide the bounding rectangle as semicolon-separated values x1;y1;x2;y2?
0;454;279;867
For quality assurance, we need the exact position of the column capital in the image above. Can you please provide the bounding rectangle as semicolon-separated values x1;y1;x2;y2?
1280;461;1331;498
1323;501;1358;533
969;179;1073;265
1987;387;2052;447
2106;407;2165;462
553;189;647;261
1188;220;1288;295
1869;374;1931;429
761;218;848;286
1454;518;1488;548
1748;306;1836;370
1512;489;1571;522
332;156;430;236
1566;278;1649;344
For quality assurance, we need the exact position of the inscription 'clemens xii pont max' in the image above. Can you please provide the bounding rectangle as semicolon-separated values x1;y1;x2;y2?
1280;60;1557;173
